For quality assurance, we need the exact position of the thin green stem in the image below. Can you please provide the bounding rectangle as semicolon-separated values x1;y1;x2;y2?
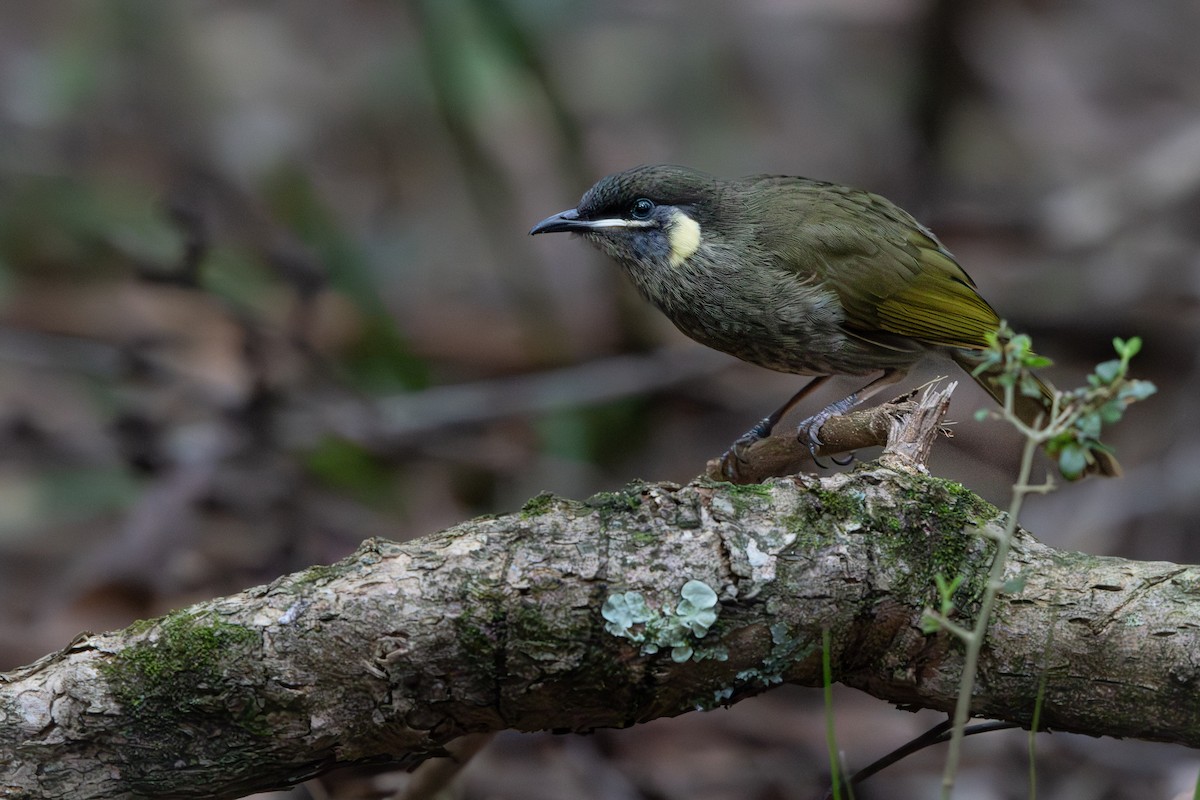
823;629;850;800
920;611;973;641
940;432;1040;799
1028;663;1048;800
932;330;1151;798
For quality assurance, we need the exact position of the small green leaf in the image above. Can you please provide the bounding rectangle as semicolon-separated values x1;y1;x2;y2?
1058;444;1087;480
934;573;963;598
934;573;964;616
1093;359;1122;385
1121;380;1157;402
971;354;1000;376
1019;374;1043;399
1098;400;1125;424
1114;336;1142;359
1074;412;1102;439
1023;355;1053;369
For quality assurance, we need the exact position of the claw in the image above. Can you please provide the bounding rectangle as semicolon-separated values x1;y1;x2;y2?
796;409;835;454
716;378;834;479
796;394;861;469
725;416;774;464
719;452;742;481
794;411;831;468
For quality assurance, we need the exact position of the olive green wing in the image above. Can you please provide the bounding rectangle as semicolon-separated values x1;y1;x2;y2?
748;177;1000;351
864;220;1000;351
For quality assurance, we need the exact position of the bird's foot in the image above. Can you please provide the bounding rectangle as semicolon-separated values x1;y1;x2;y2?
796;395;860;468
719;416;774;480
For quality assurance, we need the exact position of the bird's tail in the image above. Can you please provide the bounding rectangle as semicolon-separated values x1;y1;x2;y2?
951;351;1121;478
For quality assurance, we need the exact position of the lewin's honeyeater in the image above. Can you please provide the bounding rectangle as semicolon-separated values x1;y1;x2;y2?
530;164;1119;478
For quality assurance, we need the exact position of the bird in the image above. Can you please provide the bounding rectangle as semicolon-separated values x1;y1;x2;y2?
529;164;1119;478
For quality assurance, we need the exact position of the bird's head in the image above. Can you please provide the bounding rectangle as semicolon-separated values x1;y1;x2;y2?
529;165;727;271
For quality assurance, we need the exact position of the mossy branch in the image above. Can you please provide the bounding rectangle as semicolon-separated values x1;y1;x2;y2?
2;467;1199;799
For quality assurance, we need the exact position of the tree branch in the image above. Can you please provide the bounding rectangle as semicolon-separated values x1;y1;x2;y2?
2;462;1198;799
707;382;955;484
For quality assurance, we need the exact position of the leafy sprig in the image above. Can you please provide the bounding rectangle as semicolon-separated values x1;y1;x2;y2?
972;327;1156;479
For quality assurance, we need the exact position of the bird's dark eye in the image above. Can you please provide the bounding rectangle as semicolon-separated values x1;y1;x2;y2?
630;198;655;220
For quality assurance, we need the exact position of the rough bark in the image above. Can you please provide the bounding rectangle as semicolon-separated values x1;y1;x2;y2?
2;465;1198;799
705;384;953;484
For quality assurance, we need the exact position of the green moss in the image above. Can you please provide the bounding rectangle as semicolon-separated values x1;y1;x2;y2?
289;563;342;586
451;576;597;686
507;601;561;647
782;516;826;551
520;491;557;518
728;483;772;498
585;483;648;533
872;475;994;607
923;476;998;524
450;575;510;676
630;529;658;547
724;482;773;514
102;611;265;750
813;486;867;519
453;612;497;667
780;490;848;550
585;486;643;514
784;472;996;610
124;617;157;636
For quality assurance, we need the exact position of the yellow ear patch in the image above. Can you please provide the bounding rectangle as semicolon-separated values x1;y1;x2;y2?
666;210;702;267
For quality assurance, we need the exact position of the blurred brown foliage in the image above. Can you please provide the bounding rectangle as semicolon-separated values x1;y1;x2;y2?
1;1;1198;797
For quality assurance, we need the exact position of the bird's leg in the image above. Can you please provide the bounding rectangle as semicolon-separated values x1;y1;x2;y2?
722;376;832;471
797;369;905;456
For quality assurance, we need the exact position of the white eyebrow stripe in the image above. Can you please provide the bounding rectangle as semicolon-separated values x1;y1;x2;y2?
577;218;656;229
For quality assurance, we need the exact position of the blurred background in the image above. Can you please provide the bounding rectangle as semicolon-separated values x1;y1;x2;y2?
1;1;1198;798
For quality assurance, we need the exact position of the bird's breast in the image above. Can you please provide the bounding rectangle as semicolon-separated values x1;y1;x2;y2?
621;248;912;375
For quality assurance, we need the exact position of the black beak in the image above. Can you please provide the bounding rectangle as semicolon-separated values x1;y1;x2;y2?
529;208;584;235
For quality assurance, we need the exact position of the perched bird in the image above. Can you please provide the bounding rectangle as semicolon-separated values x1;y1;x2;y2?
530;165;1119;478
